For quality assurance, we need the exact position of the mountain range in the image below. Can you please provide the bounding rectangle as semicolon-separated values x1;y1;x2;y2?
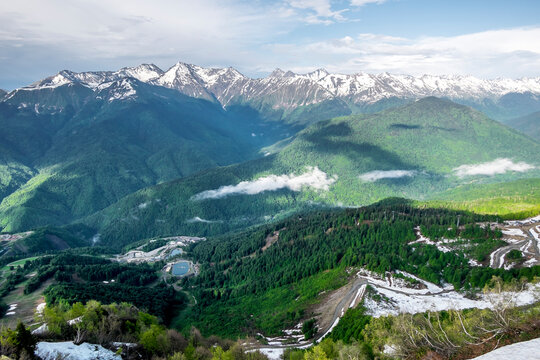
6;62;540;121
1;61;540;241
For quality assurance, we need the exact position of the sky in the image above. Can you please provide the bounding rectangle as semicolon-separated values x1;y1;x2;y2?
1;0;540;89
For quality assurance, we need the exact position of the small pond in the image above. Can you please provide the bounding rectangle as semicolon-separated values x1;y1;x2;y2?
171;261;190;276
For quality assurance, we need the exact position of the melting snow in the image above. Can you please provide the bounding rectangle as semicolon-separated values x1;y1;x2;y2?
502;228;527;237
364;277;539;318
36;342;121;360
470;337;540;360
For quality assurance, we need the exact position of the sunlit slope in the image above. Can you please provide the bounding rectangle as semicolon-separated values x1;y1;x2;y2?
86;97;540;247
0;80;292;232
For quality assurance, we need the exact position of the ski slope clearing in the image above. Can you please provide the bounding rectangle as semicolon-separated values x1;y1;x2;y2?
470;337;540;360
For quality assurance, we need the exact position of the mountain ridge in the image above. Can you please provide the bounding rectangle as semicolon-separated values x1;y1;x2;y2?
6;61;540;120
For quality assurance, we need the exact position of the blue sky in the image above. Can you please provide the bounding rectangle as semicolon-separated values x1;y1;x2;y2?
1;0;539;89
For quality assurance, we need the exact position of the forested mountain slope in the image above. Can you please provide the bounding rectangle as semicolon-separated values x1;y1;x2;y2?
505;110;540;140
0;79;293;232
174;200;539;337
86;97;540;247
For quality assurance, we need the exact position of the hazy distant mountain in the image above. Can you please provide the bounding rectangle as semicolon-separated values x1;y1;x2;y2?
505;110;540;140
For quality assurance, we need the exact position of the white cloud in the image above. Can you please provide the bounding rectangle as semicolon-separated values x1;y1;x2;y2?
350;0;387;6
0;0;298;87
268;27;540;78
191;166;337;200
453;158;535;177
287;0;347;24
186;217;221;223
2;1;540;88
359;170;416;182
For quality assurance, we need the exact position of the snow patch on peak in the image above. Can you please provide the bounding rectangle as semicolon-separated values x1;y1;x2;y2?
118;64;163;82
98;78;138;102
305;68;330;81
23;72;73;90
269;68;288;78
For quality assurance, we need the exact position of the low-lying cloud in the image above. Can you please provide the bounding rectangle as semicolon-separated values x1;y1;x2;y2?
191;166;337;201
453;158;534;177
186;217;221;223
359;170;417;182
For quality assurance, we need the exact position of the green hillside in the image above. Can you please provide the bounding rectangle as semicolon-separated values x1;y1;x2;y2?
505;110;540;140
87;97;540;247
0;80;294;232
425;178;540;219
175;202;538;337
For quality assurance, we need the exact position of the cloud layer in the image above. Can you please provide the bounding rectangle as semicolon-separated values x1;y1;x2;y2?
453;158;534;177
271;27;540;78
191;166;336;200
2;1;540;89
359;170;416;182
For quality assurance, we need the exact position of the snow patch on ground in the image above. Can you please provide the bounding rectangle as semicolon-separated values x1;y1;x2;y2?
36;302;46;314
138;202;149;209
410;227;453;253
502;228;527;237
35;342;121;360
6;303;17;315
247;348;284;360
505;215;540;226
364;280;540;318
320;318;340;339
530;226;540;250
350;285;367;308
32;324;49;335
470;337;540;359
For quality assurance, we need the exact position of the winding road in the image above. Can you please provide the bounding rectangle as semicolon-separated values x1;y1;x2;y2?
490;222;540;269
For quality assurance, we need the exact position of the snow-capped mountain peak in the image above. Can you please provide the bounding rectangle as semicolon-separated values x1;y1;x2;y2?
305;68;330;81
154;62;216;101
117;64;163;82
7;60;540;112
269;68;286;78
97;78;139;102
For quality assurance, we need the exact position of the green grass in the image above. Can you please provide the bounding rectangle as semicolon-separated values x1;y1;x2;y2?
424;178;540;219
2;257;39;271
